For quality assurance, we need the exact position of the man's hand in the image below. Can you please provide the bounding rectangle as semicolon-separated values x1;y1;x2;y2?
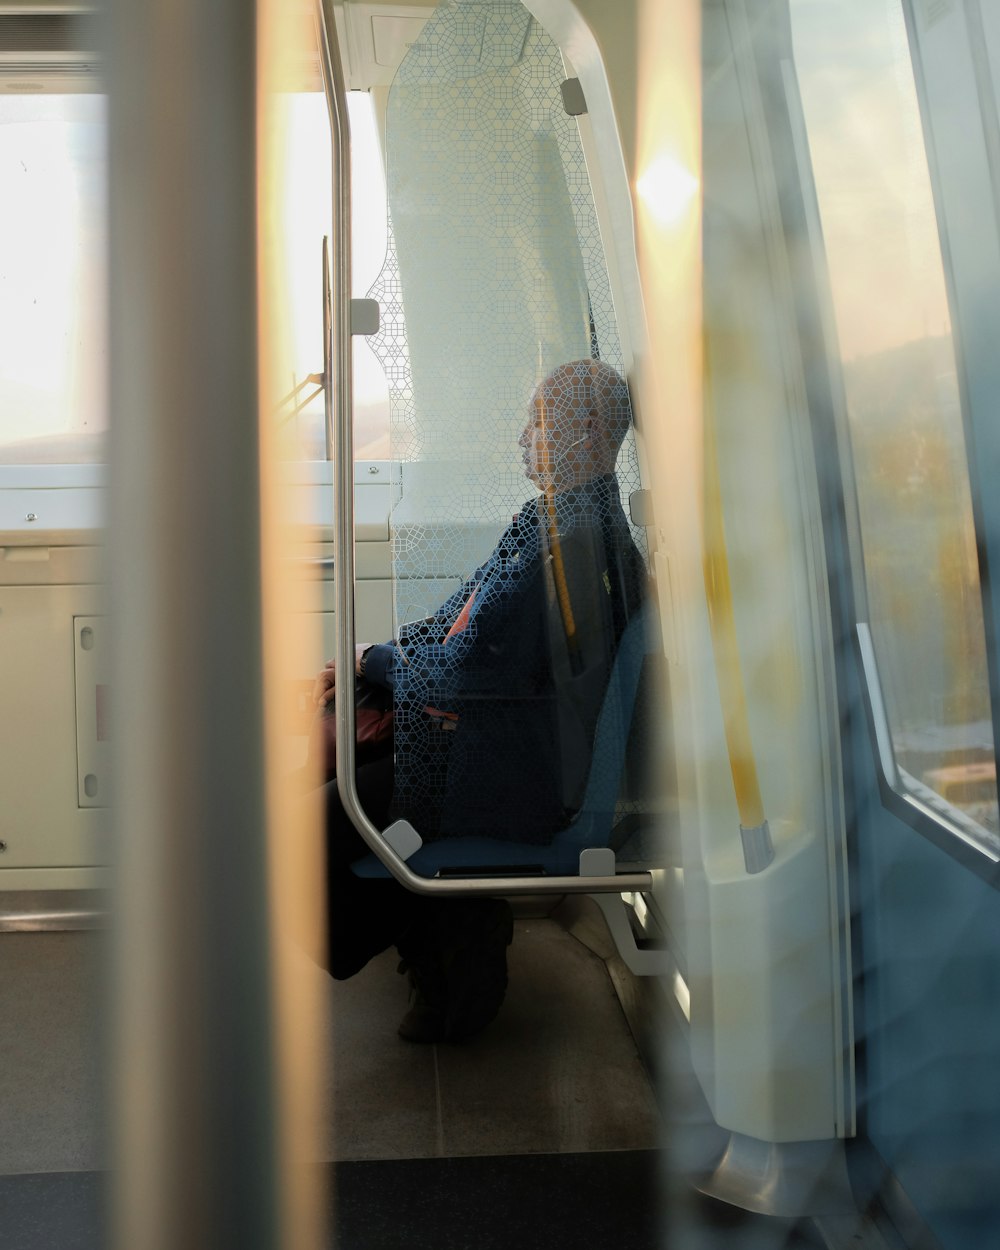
312;660;336;709
312;644;372;707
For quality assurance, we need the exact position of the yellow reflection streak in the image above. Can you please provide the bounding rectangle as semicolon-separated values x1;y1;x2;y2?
631;0;702;841
257;0;327;1245
633;0;765;837
702;381;766;831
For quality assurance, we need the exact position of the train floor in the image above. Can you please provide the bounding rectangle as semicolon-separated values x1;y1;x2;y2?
0;906;829;1249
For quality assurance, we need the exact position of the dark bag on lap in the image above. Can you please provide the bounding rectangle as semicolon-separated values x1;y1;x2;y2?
308;676;393;781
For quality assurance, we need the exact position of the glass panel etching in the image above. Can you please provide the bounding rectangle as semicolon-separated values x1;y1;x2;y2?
349;0;651;867
368;0;639;619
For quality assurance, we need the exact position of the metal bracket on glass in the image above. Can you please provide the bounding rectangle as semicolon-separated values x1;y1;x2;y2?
739;820;775;874
350;298;380;336
274;371;325;425
560;76;587;116
381;819;423;862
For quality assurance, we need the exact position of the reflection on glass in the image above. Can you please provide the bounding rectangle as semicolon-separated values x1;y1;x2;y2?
348;91;392;460
0;95;106;464
792;0;999;842
272;90;329;458
267;90;390;460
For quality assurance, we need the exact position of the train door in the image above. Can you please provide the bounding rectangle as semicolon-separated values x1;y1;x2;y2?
664;0;1000;1242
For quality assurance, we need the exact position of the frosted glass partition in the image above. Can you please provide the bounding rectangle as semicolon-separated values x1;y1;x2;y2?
353;0;652;868
369;0;636;622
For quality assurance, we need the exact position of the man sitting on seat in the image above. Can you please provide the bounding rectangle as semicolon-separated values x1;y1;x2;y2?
314;358;646;1043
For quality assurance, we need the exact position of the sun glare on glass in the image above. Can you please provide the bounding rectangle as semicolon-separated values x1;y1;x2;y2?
636;152;699;229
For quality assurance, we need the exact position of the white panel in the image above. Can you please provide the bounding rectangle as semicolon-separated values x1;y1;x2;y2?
697;825;839;1141
677;0;848;1143
0;866;110;891
340;3;435;90
281;460;399;539
74;615;111;808
0;487;103;533
0;584;106;870
371;14;428;66
0;466;105;488
0;461;402;542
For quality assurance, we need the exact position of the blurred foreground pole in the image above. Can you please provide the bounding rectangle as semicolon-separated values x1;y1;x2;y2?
105;1;321;1246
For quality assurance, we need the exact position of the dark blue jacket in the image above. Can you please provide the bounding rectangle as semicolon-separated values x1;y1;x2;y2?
363;474;646;843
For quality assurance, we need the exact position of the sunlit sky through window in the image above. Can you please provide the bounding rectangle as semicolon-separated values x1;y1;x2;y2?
0;95;106;459
0;40;955;461
791;0;953;361
0;90;391;462
280;91;391;459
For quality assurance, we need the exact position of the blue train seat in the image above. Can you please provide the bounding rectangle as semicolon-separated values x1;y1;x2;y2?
351;606;654;880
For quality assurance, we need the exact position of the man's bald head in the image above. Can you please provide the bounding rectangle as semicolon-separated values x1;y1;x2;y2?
519;359;633;492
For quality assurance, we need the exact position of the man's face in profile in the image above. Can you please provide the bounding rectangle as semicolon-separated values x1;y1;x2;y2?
518;373;591;492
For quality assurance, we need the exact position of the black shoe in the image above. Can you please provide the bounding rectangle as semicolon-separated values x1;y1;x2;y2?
396;898;514;1043
396;963;449;1043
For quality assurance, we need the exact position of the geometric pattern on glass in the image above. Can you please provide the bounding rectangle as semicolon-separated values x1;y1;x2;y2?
365;0;643;625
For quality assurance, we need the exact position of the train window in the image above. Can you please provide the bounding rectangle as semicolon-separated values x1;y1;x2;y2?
0;94;107;464
791;0;1000;849
348;91;392;460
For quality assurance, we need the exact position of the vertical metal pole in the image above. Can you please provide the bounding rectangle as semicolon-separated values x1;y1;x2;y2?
106;1;283;1246
315;0;361;800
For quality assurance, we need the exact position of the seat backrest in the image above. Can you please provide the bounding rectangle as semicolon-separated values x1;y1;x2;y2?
553;605;653;847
